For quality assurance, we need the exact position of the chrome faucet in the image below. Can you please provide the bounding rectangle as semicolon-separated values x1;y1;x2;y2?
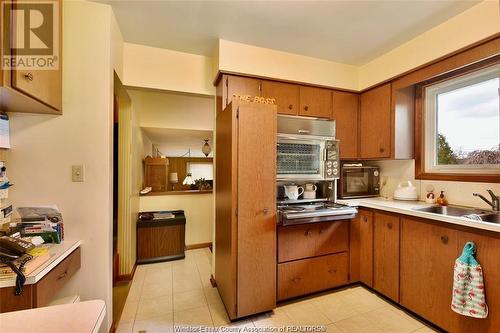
473;190;500;211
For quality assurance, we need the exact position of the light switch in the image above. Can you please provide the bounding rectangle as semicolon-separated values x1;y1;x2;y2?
72;165;84;182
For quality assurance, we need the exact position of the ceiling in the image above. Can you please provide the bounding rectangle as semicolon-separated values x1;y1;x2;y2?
142;127;213;158
99;0;479;65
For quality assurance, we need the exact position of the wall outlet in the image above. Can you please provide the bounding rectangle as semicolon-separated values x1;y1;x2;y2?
72;165;84;182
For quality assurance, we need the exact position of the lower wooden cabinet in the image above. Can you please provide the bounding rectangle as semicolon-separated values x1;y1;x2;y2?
349;209;373;286
278;221;348;263
400;218;458;332
373;212;400;302
277;252;348;301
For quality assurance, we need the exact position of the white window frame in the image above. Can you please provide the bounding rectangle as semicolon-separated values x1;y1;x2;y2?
424;64;500;174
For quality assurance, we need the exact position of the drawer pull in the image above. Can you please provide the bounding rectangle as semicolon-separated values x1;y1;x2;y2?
363;216;368;222
440;235;449;244
57;271;68;280
291;277;302;283
319;229;325;234
328;269;337;274
387;222;393;230
24;72;34;81
305;229;312;236
304;106;309;111
288;104;293;110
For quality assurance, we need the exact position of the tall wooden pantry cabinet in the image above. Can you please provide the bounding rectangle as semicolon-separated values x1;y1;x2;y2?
215;100;277;319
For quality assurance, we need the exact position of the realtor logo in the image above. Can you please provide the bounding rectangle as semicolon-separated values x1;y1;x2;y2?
1;0;59;70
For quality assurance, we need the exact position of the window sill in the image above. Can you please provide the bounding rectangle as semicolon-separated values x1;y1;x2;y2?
415;172;500;183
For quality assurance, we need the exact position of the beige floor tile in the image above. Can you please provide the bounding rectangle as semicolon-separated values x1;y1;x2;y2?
203;286;222;305
173;273;203;293
136;294;174;321
335;314;384;333
252;308;294;328
364;307;423;333
126;281;143;302
325;324;343;333
115;321;133;333
174;306;214;327
412;327;440;333
173;288;208;312
208;299;231;326
145;267;172;285
312;294;359;323
141;280;173;299
120;300;138;324
342;288;387;314
133;313;173;333
282;302;331;326
389;307;426;329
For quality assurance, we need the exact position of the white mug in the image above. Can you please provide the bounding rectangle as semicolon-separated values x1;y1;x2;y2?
304;184;317;192
303;191;316;199
284;185;304;200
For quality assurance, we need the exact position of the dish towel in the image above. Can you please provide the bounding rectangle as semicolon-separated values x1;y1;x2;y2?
451;242;488;318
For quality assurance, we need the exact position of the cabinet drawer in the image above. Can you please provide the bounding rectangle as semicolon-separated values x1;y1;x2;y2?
34;247;81;307
277;252;348;301
278;221;348;262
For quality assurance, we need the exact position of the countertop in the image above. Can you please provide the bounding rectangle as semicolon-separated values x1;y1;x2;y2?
338;197;500;233
0;299;105;333
0;239;81;288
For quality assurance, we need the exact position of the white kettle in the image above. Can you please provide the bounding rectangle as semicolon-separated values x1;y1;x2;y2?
394;181;418;201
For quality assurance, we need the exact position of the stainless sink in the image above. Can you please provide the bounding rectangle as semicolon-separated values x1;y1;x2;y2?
414;205;490;217
413;205;500;224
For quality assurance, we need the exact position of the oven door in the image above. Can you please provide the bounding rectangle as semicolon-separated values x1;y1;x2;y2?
277;135;326;181
340;167;378;198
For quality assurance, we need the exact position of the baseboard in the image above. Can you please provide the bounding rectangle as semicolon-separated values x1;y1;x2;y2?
116;263;137;282
185;242;212;250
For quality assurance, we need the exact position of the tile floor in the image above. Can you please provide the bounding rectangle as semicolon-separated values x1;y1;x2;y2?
116;248;438;333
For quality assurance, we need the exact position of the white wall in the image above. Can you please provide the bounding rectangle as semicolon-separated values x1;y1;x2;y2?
372;159;500;210
123;43;215;96
218;39;359;91
359;0;500;89
139;194;213;245
6;1;119;331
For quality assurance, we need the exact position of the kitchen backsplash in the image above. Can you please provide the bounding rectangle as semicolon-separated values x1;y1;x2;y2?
366;159;500;210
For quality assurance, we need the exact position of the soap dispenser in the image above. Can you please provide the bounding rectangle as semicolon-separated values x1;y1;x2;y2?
436;190;448;206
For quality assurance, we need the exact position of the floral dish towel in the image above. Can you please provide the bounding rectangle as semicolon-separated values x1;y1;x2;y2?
451;241;488;318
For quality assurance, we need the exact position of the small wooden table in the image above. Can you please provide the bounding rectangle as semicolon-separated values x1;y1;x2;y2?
137;211;186;264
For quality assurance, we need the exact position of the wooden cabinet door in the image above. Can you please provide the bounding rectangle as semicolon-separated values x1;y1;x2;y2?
359;209;373;286
400;218;458;332
332;91;359;159
261;80;299;115
10;0;62;111
359;83;391;159
298;86;332;118
316;220;349;257
224;75;261;109
373;212;399;301
453;232;500;333
236;102;277;318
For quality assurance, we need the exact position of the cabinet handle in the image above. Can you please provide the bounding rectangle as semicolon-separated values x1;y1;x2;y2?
292;277;302;283
387;222;393;230
262;208;269;215
379;147;385;153
319;229;325;234
305;229;312;236
288;104;293;110
440;235;449;244
57;271;68;280
304;106;309;111
328;269;337;274
24;72;34;81
363;216;368;222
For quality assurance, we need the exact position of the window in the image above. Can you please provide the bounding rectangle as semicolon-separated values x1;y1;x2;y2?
187;162;213;180
423;64;500;175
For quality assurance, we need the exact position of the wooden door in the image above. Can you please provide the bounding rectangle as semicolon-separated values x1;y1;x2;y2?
332;91;359;159
261;80;299;115
224;75;261;109
359;83;391;158
359;209;373;287
236;101;277;317
400;218;458;332
298;86;332;118
10;0;62;111
373;211;399;301
453;231;500;333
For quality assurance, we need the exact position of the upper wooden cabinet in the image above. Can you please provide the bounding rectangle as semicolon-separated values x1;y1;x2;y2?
0;0;62;114
224;75;261;110
332;91;359;159
261;80;299;116
359;83;392;159
373;211;400;302
298;86;332;119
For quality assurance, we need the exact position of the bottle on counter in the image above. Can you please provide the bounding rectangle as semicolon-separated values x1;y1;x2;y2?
436;190;448;206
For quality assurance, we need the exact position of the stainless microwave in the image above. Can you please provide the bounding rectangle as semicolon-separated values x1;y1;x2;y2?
276;116;339;181
338;164;380;199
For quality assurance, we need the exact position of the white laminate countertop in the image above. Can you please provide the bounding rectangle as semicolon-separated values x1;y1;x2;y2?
0;299;105;333
337;197;500;234
0;239;82;288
